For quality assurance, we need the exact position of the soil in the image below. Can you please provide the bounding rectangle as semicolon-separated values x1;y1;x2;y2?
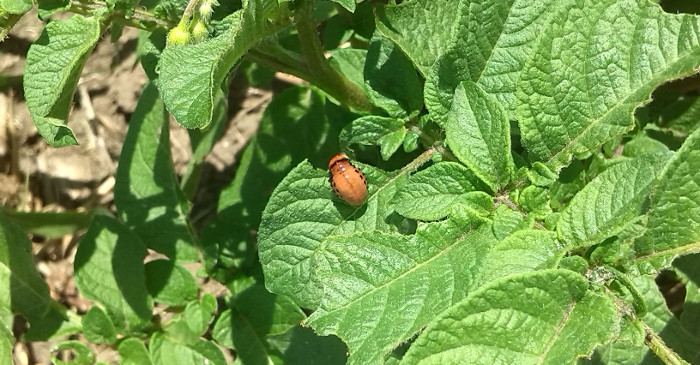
1;9;288;364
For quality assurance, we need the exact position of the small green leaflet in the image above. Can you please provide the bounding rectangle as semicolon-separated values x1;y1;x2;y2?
446;81;514;192
558;152;671;250
24;14;103;146
339;116;406;160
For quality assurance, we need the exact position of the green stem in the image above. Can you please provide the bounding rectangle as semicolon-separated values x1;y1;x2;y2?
246;48;320;85
294;0;373;112
642;322;690;365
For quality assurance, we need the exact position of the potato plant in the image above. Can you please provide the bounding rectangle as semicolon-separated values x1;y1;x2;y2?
2;0;700;364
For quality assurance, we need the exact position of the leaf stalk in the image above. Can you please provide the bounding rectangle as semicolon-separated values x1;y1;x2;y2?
293;0;373;112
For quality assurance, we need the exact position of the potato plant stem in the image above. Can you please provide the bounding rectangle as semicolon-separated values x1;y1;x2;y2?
294;0;373;112
642;322;690;365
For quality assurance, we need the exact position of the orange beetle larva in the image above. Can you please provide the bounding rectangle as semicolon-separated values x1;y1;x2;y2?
328;153;368;206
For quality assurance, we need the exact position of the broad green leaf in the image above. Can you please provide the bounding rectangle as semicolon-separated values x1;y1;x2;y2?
424;0;558;124
0;215;58;328
258;160;409;309
0;322;11;365
144;260;198;306
0;209;92;238
518;0;700;171
74;215;152;331
212;284;305;363
157;0;287;128
114;83;197;262
393;162;486;221
634;275;700;364
0;0;32;14
374;0;461;76
402;270;618;365
558;152;671;250
150;332;226;365
267;325;348;365
339;116;406;160
635;128;700;269
623;133;669;157
24;14;103;146
364;33;423;118
479;230;562;285
82;306;117;345
118;338;154;365
306;220;496;365
446;81;514;191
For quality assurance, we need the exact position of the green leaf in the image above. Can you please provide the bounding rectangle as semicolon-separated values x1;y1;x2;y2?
212;284;305;363
479;230;563;285
258;160;409;309
393;162;487;221
446;81;514;191
51;341;94;365
558;152;671;250
518;0;700;171
74;215;152;331
635;128;700;269
82;306;117;345
623;133;670;157
24;14;103;147
364;33;423;118
339;116;406;160
0;215;79;339
157;0;288;128
306;220;496;365
0;322;11;365
0;0;32;14
114;83;198;262
118;338;154;365
402;270;618;365
150;332;226;365
424;0;558;124
144;260;198;307
374;0;462;76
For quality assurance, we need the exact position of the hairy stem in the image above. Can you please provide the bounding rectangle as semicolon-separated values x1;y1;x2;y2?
294;0;373;112
642;322;690;365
